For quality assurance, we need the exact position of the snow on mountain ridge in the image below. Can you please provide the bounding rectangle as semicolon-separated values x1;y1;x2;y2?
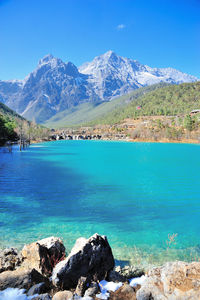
0;55;98;122
79;51;198;100
0;51;198;123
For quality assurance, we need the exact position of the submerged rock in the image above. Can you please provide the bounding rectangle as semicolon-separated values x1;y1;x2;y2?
21;236;66;276
52;233;115;289
0;248;22;273
115;265;145;280
136;261;200;300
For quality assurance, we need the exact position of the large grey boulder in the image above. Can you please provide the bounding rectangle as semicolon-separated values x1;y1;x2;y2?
52;233;114;289
21;236;66;276
0;267;50;290
136;261;200;300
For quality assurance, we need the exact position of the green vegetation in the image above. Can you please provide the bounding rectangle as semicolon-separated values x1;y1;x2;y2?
44;83;169;128
183;114;195;131
0;102;50;145
128;115;200;142
0;102;25;145
0;114;18;144
87;81;200;126
45;81;200;142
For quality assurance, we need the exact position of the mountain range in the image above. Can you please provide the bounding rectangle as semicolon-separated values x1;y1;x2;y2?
0;51;198;124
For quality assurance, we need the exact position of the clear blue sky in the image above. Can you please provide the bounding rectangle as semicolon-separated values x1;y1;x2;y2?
0;0;199;80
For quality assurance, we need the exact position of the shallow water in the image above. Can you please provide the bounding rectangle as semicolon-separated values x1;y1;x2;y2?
0;140;200;266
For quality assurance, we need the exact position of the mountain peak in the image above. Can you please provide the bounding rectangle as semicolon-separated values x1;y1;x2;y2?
39;54;54;65
0;52;198;124
100;50;119;62
37;54;66;71
103;50;117;57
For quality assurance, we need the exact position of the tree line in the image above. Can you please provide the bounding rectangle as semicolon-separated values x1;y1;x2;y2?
0;113;50;146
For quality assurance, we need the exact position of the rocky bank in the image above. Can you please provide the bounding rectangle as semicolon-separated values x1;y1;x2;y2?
0;234;200;300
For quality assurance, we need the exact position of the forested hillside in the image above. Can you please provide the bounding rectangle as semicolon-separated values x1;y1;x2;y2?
0;102;25;144
87;81;200;125
0;102;50;145
45;82;169;128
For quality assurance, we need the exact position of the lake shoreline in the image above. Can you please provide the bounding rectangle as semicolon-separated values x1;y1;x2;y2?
16;137;200;146
1;139;200;300
2;131;199;148
43;135;200;145
0;234;200;299
127;137;200;144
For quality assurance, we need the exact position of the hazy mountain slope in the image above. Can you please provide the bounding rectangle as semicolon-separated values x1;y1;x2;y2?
0;51;198;124
0;80;23;106
0;101;24;120
87;81;200;126
44;83;169;128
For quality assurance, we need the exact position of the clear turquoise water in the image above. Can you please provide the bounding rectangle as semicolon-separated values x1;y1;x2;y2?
0;140;200;266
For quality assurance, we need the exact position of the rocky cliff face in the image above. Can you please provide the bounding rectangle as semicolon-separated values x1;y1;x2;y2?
0;52;198;123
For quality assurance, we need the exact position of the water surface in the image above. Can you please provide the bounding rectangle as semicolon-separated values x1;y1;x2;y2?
0;140;200;266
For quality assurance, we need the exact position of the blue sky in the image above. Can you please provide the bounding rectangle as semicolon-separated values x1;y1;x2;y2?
0;0;199;80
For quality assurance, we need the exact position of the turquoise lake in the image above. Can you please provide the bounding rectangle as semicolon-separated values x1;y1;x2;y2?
0;140;200;266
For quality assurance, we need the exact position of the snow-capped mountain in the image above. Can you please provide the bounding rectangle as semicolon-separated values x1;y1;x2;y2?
0;55;98;122
79;50;198;100
0;51;198;123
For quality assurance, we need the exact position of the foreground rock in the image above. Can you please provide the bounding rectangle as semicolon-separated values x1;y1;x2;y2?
27;282;49;296
1;236;200;300
75;277;89;296
137;261;200;300
52;233;115;289
84;281;99;297
0;267;50;290
52;290;73;300
0;248;22;273
21;236;65;276
109;283;138;300
107;270;126;283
